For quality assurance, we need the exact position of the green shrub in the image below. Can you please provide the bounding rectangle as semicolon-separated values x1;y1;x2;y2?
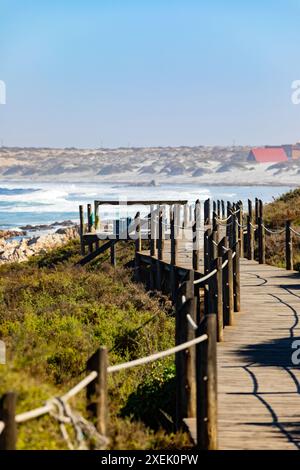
0;240;189;449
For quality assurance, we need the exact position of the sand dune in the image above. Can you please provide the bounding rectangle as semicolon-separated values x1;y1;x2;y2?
0;146;299;186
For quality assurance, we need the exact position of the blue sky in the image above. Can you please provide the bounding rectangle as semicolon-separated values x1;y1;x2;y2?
1;0;300;147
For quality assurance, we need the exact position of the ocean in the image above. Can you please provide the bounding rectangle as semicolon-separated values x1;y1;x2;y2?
0;181;294;230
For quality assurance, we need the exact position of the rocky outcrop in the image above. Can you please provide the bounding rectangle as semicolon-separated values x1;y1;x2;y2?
0;230;27;239
0;226;80;265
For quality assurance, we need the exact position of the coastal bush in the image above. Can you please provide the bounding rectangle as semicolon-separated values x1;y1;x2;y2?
264;188;300;270
0;240;190;449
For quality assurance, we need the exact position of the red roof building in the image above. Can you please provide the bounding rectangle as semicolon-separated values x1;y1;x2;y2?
248;148;288;163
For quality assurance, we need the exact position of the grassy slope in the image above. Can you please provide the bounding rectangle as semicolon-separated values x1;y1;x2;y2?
264;188;300;269
0;240;190;450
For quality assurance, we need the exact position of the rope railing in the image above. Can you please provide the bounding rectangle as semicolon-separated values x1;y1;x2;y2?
108;334;208;373
262;225;285;235
186;314;198;331
290;227;300;237
215;215;232;224
230;208;241;216
236;220;247;229
193;268;217;285
193;256;229;285
13;334;208;426
0;421;4;435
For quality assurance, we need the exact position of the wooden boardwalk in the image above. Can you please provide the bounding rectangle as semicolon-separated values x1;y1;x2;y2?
141;232;300;450
184;259;300;450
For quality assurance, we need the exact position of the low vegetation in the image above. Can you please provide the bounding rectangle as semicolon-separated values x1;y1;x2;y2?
0;240;191;450
264;188;300;270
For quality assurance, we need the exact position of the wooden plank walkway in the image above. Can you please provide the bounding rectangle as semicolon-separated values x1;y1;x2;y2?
185;259;300;450
141;230;300;450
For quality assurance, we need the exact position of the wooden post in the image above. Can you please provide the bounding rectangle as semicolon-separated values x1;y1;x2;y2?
150;204;154;242
204;229;212;275
213;201;217;214
0;392;17;450
233;244;241;312
258;217;265;264
186;272;197;419
232;209;238;250
206;253;223;341
226;202;232;242
194;199;201;225
87;204;93;254
216;257;224;341
217;200;221;218
193;222;200;271
184;203;189;231
259;199;264;220
212;211;218;238
221;200;225;219
237;201;244;258
134;212;141;280
94;201;100;249
94;201;100;231
247;215;254;260
110;244;116;267
204;199;211;226
286;221;293;270
155;209;163;290
221;237;234;327
189;204;193;223
175;204;181;239
210;230;218;263
227;248;234;325
218;236;227;258
204;228;212;314
158;209;164;261
196;314;218;450
79;205;85;256
135;212;142;253
150;206;157;257
86;347;108;437
248;199;253;222
171;210;177;266
255;197;259;224
170;209;178;302
175;271;196;427
87;204;92;231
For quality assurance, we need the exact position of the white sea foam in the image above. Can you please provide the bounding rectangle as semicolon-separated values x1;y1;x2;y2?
0;181;293;229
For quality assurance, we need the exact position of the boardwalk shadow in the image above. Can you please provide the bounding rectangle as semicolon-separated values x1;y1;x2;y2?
237;337;300;367
234;337;300;449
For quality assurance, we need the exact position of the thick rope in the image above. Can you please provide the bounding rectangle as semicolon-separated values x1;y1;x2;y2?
0;421;5;435
262;225;285;235
193;268;218;285
215;215;232;223
107;334;208;373
186;314;198;331
290;227;300;237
